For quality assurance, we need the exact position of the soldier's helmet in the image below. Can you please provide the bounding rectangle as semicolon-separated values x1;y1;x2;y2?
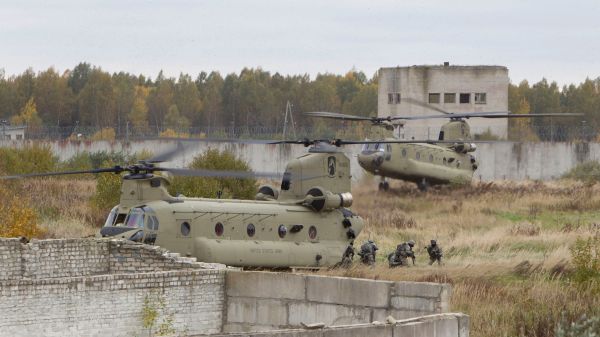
431;239;437;246
368;240;374;244
407;240;415;247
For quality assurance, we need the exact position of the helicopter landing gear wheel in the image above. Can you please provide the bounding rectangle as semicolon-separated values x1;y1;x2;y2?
378;179;390;191
417;179;429;192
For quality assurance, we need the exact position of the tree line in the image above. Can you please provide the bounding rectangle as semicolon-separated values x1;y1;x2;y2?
0;63;598;140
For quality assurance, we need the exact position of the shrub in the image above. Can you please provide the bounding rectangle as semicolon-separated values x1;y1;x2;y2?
169;148;257;199
0;144;57;175
90;127;116;141
556;314;600;337
570;236;600;285
0;185;44;238
563;161;600;183
159;128;190;138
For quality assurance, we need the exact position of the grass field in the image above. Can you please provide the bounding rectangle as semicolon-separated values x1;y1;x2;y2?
319;179;600;337
4;176;600;337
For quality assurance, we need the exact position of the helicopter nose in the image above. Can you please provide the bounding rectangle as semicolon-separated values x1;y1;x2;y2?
358;152;384;171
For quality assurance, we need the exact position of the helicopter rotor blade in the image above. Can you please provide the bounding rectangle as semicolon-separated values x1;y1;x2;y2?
0;167;126;180
303;111;374;122
401;97;451;115
163;168;283;180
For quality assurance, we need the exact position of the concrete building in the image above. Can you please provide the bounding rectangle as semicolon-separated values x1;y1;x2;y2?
0;122;26;140
378;64;509;139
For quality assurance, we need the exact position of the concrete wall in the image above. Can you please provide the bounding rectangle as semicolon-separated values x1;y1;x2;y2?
223;271;450;333
2;139;596;182
201;313;469;337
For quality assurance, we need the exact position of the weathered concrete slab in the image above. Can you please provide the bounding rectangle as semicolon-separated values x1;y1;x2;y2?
256;299;288;326
323;325;393;337
434;316;459;337
227;297;258;324
227;271;306;300
288;303;371;326
392;281;448;299
306;275;391;308
391;296;436;312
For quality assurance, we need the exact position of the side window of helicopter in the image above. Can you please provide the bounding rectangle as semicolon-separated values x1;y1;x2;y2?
278;225;287;238
416;152;421;160
429;154;434;162
308;226;317;240
385;145;392;160
247;223;256;237
281;172;291;191
401;148;407;157
215;222;224;237
181;222;191;236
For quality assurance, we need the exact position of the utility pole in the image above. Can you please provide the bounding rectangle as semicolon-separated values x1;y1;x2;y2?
282;101;297;140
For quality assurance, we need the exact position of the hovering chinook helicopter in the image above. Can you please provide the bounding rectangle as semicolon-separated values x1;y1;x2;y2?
306;102;580;191
1;138;433;268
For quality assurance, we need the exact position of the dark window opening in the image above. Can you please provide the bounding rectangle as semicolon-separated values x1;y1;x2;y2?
444;93;456;103
388;93;394;104
429;93;441;104
474;93;487;104
394;93;401;104
215;222;224;236
181;222;191;236
401;148;407;157
460;93;470;104
438;131;445;141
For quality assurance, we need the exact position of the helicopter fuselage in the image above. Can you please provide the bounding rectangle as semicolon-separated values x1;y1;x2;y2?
357;142;476;185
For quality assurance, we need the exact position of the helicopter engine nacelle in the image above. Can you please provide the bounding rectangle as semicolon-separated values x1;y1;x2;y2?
454;142;477;153
303;187;353;212
255;184;279;201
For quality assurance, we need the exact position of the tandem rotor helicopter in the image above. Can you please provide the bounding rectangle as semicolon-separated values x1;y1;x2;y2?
306;99;581;191
1;137;443;268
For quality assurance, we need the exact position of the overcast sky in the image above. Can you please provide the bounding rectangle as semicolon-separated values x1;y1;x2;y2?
1;0;599;86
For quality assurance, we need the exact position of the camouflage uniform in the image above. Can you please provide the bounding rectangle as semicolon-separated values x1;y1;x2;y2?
426;240;443;265
388;240;415;267
358;240;378;266
340;243;355;268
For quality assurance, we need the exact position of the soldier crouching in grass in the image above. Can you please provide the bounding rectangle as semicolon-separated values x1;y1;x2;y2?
426;239;443;265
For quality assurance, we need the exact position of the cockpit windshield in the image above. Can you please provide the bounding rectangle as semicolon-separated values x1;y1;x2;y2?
123;206;160;230
103;206;118;227
361;143;383;152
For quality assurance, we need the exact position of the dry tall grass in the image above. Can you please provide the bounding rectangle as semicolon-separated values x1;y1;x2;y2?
318;179;600;337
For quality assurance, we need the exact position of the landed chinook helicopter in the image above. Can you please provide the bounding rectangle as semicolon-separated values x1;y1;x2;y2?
306;102;580;191
1;138;441;268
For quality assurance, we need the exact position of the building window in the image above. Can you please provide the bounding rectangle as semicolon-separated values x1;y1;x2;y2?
395;93;401;104
429;93;441;104
444;93;456;104
388;93;394;104
474;93;487;104
460;93;470;104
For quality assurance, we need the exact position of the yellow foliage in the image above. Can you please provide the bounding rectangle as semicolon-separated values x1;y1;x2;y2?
90;128;116;141
0;186;44;238
159;128;190;138
11;97;42;127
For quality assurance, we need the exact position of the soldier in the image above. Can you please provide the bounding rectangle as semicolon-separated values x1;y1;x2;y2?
340;242;355;268
388;240;415;268
426;239;443;265
358;240;378;266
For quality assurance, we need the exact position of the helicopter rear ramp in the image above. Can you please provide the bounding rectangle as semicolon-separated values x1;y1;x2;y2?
0;238;468;337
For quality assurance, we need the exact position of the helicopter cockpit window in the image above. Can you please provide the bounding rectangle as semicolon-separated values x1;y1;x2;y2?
145;215;160;231
104;206;118;227
125;209;145;228
281;172;291;191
